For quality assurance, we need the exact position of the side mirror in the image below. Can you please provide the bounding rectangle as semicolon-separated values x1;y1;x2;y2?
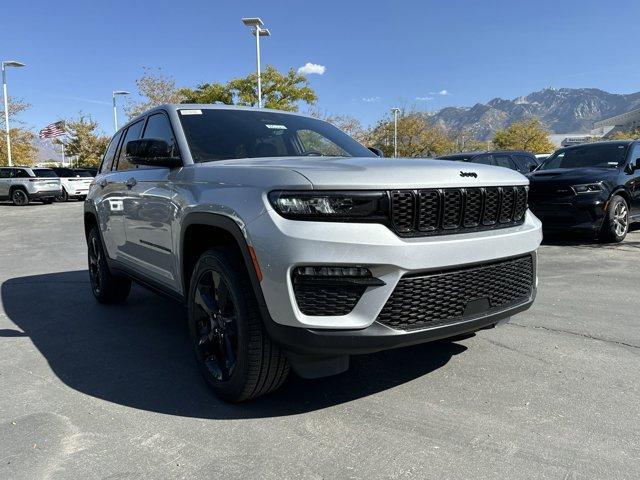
635;158;640;171
125;138;182;168
624;158;640;174
368;147;384;157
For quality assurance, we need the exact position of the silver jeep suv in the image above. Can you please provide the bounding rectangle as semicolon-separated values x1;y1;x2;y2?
0;166;62;205
84;105;542;402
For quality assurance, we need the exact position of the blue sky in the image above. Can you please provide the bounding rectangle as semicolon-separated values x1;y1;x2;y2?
4;0;640;136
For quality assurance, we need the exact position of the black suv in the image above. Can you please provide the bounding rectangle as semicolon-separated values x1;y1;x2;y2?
437;150;540;175
528;141;640;242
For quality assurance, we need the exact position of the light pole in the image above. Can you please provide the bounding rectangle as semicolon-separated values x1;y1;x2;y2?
241;17;271;108
2;60;26;167
112;90;130;132
391;108;400;158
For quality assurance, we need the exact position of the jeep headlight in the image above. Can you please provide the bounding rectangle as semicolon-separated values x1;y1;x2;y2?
268;191;387;220
571;182;604;194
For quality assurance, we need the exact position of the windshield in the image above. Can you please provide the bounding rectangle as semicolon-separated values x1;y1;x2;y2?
179;109;375;162
538;144;628;170
33;169;58;178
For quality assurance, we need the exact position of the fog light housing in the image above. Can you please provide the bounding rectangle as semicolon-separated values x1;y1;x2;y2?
292;266;385;286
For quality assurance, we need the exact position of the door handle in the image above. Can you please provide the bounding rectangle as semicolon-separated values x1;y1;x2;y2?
125;177;137;188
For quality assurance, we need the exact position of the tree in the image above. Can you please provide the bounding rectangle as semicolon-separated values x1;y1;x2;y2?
492;119;554;153
609;127;640;140
0;97;37;166
60;115;110;168
450;128;489;153
227;66;317;111
125;67;185;119
307;107;370;145
0;129;38;167
179;82;233;104
368;110;455;157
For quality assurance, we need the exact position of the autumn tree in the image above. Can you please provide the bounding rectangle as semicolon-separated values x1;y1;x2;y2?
60;115;110;168
0;97;37;166
609;127;640;140
180;82;233;104
125;67;185;119
492;119;554;153
368;110;455;157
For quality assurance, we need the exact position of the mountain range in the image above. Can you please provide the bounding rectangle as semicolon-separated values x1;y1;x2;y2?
428;88;640;140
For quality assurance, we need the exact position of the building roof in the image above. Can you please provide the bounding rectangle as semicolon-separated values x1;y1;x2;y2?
594;107;640;128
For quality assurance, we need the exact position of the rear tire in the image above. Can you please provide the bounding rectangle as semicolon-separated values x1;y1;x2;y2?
188;248;289;402
87;226;131;303
600;195;629;243
11;188;29;206
56;188;69;202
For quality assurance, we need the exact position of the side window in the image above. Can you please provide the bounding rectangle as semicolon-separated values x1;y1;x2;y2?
143;113;177;155
629;143;640;165
494;154;518;170
515;154;538;173
471;154;494;166
115;120;144;171
100;131;123;173
0;169;8;178
12;169;31;178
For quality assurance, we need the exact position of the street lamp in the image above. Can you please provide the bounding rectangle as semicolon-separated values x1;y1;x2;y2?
391;108;400;158
241;17;271;108
2;60;26;167
112;90;130;132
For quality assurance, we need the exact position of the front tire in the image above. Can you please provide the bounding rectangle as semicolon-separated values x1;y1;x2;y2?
188;249;289;402
600;195;629;243
87;226;131;303
56;188;69;202
11;189;29;206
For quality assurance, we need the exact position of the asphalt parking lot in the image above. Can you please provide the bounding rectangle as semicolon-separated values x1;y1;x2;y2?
1;201;639;480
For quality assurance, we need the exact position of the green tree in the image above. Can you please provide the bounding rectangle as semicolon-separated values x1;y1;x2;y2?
125;67;185;119
368;110;455;157
227;66;317;111
492;119;554;153
179;82;233;104
60;115;110;168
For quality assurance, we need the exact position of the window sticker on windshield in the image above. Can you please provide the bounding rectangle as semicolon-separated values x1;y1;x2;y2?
180;109;202;115
265;124;287;130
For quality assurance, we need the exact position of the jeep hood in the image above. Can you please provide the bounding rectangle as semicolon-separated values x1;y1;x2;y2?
215;156;528;189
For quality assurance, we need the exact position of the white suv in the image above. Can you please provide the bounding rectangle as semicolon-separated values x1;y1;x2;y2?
0;167;62;205
51;167;94;201
85;105;542;402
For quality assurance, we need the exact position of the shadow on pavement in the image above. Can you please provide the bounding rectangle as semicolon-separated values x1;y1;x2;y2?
1;270;465;419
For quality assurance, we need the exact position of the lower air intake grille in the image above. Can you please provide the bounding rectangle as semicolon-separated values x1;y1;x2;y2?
294;284;366;316
377;255;534;331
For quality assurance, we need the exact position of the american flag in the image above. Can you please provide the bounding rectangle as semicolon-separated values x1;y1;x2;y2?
39;121;66;139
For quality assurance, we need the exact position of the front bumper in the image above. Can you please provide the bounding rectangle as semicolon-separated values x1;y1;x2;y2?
529;194;607;232
264;290;536;356
249;208;542;331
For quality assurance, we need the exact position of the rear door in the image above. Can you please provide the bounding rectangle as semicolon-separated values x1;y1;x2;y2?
0;169;9;198
121;111;181;290
493;154;519;172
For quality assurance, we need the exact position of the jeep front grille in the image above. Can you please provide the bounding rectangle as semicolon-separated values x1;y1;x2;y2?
390;186;527;237
377;254;535;331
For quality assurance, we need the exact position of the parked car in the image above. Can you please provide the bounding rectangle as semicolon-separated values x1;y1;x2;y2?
437;151;540;175
528;140;640;242
0;166;62;206
84;104;542;402
51;167;94;201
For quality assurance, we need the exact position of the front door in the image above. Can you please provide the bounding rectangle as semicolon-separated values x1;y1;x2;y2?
121;112;181;291
626;142;640;218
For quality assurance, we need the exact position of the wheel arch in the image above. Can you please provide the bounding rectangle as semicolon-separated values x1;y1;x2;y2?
180;213;266;311
610;187;631;205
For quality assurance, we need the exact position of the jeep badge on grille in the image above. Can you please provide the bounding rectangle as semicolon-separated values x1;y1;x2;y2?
460;171;478;178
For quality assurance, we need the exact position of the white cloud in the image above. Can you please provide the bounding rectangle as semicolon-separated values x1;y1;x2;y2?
362;96;381;103
297;62;326;75
415;96;434;101
429;89;451;96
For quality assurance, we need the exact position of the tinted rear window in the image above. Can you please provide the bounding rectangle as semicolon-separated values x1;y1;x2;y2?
33;169;58;178
72;170;93;177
